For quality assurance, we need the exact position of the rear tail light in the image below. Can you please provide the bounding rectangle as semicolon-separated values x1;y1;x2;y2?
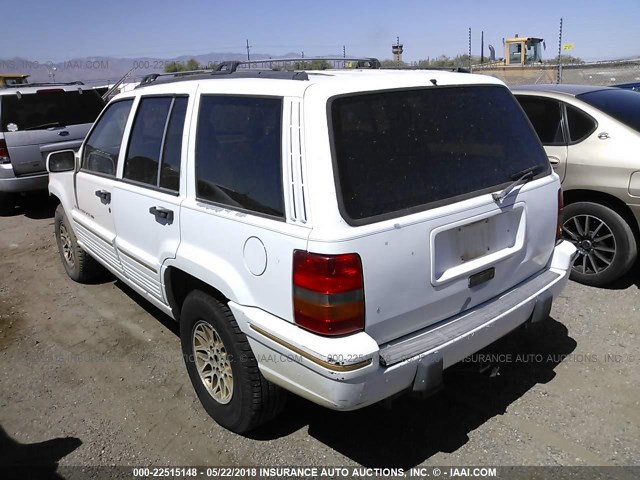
292;250;365;336
0;140;10;164
556;188;564;243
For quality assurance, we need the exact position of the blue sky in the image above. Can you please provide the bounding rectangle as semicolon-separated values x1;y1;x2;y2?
6;0;640;62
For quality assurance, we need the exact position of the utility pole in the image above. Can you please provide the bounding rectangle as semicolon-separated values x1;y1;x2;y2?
557;18;563;84
468;28;472;70
481;31;484;64
246;39;251;61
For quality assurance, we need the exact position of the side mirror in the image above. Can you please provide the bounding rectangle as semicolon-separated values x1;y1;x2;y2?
46;150;76;173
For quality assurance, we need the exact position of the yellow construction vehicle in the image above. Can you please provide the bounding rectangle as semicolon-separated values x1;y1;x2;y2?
504;35;545;65
0;74;29;87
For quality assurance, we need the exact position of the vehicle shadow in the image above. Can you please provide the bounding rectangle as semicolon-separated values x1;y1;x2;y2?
602;262;640;290
9;192;59;220
250;317;576;468
0;425;81;479
113;280;180;337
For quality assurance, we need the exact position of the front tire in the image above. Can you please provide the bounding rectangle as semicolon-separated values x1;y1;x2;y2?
54;204;100;282
180;290;286;433
562;202;637;287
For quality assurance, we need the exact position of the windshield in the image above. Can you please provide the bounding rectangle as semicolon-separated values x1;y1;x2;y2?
330;85;550;223
1;89;104;132
577;88;640;133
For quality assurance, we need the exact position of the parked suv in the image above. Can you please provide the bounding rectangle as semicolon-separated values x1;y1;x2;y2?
0;82;104;214
514;85;640;286
47;62;576;433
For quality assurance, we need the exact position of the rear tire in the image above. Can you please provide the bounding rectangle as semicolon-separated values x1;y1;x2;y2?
180;290;286;433
54;204;100;282
562;202;637;287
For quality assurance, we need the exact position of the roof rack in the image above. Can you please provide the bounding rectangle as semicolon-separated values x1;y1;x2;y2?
216;56;381;72
136;56;381;88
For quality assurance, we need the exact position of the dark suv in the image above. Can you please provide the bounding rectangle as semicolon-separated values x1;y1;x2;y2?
0;82;104;214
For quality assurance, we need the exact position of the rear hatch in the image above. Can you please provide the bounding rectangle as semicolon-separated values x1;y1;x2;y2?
327;84;558;344
1;88;104;175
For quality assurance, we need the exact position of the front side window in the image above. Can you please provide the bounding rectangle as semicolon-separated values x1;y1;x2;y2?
82;99;133;176
123;96;187;192
331;86;550;223
517;96;565;145
195;95;283;217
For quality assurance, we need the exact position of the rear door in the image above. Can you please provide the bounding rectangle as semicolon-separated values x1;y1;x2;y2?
516;95;569;182
325;85;559;344
1;89;104;175
111;96;188;303
73;99;134;273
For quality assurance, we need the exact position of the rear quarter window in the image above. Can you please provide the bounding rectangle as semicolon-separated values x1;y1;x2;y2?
330;85;550;224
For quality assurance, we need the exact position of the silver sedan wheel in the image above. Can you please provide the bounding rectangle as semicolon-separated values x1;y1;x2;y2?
562;214;616;276
58;223;75;268
192;321;233;404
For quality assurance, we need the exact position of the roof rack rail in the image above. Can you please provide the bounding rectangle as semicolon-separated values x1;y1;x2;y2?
134;56;381;88
136;67;311;88
216;56;381;72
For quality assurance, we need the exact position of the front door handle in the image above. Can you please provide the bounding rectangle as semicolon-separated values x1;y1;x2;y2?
149;206;174;223
95;189;111;204
598;132;610;140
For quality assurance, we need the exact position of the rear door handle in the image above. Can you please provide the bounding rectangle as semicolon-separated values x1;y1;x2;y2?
548;156;560;166
94;189;111;204
149;206;174;223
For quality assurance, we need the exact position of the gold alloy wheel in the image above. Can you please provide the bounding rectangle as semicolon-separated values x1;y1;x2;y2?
192;320;233;404
58;223;75;268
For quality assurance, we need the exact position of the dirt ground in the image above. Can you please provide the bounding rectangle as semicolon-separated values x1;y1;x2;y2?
0;193;638;474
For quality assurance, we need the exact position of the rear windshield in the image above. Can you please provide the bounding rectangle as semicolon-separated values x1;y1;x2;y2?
1;89;104;132
577;88;640;133
330;85;550;223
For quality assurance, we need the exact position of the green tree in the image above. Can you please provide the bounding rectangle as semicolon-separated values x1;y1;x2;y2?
293;60;331;70
164;58;202;73
547;54;584;65
380;59;408;68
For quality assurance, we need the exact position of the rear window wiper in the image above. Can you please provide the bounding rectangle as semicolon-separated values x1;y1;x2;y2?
492;165;545;202
23;122;64;131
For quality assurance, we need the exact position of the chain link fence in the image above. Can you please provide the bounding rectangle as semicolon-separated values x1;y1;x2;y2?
471;59;640;86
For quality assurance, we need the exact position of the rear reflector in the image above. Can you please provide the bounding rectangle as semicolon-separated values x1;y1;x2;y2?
293;251;365;336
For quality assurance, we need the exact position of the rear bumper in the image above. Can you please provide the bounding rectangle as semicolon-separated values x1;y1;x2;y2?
0;165;48;193
231;240;577;411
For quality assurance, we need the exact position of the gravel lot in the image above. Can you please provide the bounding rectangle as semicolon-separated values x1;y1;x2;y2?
0;194;638;475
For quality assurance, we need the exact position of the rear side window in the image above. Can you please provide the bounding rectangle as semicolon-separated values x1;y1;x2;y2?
1;89;104;132
517;96;565;145
195;95;283;218
331;86;550;223
82;99;134;176
123;96;187;192
566;105;596;143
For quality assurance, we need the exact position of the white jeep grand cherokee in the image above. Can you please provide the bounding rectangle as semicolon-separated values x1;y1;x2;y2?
47;61;576;433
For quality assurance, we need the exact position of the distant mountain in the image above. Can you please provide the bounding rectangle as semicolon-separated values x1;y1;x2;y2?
0;52;304;85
